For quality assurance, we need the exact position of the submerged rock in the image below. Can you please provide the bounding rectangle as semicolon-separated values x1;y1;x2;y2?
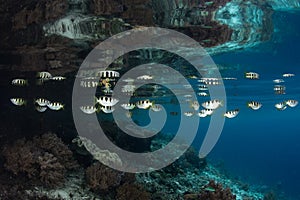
267;0;300;11
0;0;281;74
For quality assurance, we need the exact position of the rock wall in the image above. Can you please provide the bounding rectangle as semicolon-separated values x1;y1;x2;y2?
0;0;284;73
208;0;274;54
267;0;300;11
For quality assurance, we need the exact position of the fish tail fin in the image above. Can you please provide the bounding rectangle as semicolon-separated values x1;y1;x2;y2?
220;100;224;107
96;106;101;113
151;101;155;107
94;96;99;105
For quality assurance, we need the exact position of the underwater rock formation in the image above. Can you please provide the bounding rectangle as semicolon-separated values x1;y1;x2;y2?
1;132;78;188
267;0;300;11
73;135;123;168
85;161;150;199
0;0;279;74
35;132;79;170
183;180;236;200
198;180;236;200
38;152;66;188
0;183;63;200
208;0;273;54
116;182;151;200
43;15;132;40
85;161;123;192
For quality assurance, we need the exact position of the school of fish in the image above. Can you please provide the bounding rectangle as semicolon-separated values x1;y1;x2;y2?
10;70;298;119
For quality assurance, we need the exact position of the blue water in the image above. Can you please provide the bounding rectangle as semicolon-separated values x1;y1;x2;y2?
119;11;300;199
198;11;300;199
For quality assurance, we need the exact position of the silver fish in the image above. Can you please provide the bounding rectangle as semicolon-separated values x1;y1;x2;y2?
223;77;237;80
198;92;208;97
95;96;119;106
10;98;26;106
188;75;198;79
273;79;284;83
203;109;214;116
47;102;64;110
80;106;98;114
286;100;298;107
201;78;219;82
205;80;222;86
282;73;295;78
202;100;223;110
137;75;153;80
247;101;262;110
100;106;115;113
151;104;162;112
275;102;286;110
37;71;52;79
98;70;120;78
136;99;153;109
80;80;99;88
184;111;194;117
274;85;286;91
35;98;50;106
245;72;259;80
274;85;286;95
198;85;208;91
198;110;208;118
11;79;28;86
35;105;47;112
121;103;136;110
51;76;66;81
190;101;200;111
224;109;239;118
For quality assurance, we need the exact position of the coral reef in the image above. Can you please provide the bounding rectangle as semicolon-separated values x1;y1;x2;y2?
1;132;78;188
0;132;267;199
38;152;66;187
263;191;277;200
136;134;264;200
85;162;123;192
179;180;237;200
85;161;151;199
116;182;151;200
0;0;279;78
35;133;78;170
2;138;38;177
73;136;123;168
0;184;63;200
197;180;236;200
